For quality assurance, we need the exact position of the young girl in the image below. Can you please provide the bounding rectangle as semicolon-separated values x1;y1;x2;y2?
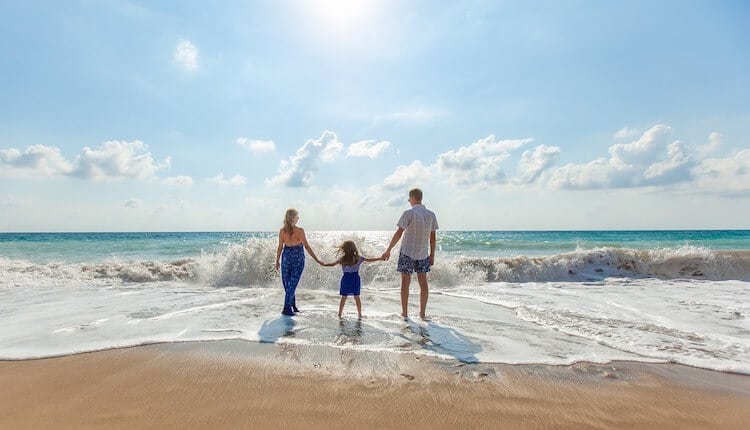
321;240;382;319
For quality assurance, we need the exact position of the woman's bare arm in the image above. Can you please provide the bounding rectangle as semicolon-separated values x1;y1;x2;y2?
299;228;320;263
275;229;284;270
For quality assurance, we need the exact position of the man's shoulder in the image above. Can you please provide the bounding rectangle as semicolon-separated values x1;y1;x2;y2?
418;206;437;217
400;207;414;217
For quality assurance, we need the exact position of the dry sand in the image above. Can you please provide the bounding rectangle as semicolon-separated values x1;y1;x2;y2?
1;341;748;429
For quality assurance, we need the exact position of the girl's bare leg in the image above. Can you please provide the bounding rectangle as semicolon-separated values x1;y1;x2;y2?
354;295;362;319
338;296;347;318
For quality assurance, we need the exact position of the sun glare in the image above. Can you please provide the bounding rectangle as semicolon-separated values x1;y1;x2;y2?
300;0;381;45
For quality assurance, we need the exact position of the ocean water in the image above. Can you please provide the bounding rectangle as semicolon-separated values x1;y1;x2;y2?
1;231;749;374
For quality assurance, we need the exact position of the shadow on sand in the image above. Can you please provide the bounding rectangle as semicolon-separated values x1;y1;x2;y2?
401;320;481;364
258;316;297;343
335;319;364;345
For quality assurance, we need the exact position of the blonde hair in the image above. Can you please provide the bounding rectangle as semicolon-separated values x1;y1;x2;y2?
283;208;298;235
335;240;360;266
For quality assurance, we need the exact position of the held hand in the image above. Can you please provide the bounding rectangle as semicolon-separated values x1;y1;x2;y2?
381;250;391;261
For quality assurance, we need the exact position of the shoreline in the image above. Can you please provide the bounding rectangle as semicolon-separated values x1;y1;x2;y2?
1;340;748;429
3;338;750;381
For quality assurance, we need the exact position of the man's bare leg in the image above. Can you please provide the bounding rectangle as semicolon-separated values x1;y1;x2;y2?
416;272;429;319
400;272;411;318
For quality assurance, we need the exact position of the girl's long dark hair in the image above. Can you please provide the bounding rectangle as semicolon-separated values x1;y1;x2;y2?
336;240;360;266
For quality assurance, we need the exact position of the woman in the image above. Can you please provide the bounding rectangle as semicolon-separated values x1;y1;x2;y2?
275;208;321;316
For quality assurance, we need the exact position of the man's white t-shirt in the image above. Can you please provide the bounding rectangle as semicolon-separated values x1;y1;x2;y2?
397;204;439;260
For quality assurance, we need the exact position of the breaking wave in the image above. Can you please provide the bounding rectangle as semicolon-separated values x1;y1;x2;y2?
2;240;749;288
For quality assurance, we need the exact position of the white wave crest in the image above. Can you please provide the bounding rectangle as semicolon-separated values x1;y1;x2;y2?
2;245;748;287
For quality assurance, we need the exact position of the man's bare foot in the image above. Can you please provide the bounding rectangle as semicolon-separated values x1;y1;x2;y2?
401;314;409;321
419;314;430;321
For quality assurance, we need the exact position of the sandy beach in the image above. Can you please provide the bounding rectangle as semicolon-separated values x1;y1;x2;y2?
1;341;748;429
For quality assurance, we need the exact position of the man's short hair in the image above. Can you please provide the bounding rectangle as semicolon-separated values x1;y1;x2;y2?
409;188;423;201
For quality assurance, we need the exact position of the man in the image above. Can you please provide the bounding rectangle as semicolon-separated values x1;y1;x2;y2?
382;188;439;320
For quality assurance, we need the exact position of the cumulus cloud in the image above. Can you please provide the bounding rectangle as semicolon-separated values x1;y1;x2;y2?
174;39;198;71
347;140;390;158
208;173;247;186
613;127;640;140
436;136;531;186
265;130;344;187
549;125;696;189
0;145;73;177
692;149;750;196
72;140;169;180
164;175;193;186
236;137;275;153
382;160;431;190
376;135;534;193
1;141;168;180
516;145;561;184
697;131;722;157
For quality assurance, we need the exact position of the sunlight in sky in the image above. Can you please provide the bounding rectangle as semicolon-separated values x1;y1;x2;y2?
0;1;748;231
298;0;383;50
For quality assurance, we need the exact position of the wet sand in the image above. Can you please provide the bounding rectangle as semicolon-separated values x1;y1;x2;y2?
1;341;748;429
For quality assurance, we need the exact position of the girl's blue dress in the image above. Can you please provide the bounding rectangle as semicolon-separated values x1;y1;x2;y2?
340;256;364;296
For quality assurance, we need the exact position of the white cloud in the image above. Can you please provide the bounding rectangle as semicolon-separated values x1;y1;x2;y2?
0;145;73;177
642;140;692;184
208;173;247;186
164;175;193;186
697;131;722;157
549;124;697;189
436;135;531;186
124;198;141;209
174;39;198;71
693;149;750;195
347;140;390;158
382;160;431;190
265;130;344;187
548;157;615;190
609;124;673;167
613;127;640;140
516;145;560;184
72;140;169;180
236;137;275;153
1;141;167;180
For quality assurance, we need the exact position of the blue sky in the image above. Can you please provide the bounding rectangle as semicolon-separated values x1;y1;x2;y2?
1;0;749;231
